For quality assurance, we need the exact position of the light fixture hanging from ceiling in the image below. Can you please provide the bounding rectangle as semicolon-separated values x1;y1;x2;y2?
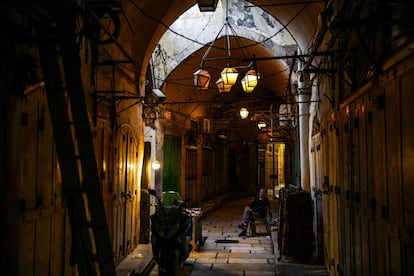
193;68;211;89
220;66;238;86
193;0;259;93
241;69;259;93
257;121;267;129
215;77;232;93
239;107;249;119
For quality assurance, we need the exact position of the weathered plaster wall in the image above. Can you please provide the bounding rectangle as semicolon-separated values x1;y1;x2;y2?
152;0;296;89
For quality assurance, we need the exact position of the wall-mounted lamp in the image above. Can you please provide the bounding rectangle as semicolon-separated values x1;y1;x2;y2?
152;160;161;170
240;108;249;119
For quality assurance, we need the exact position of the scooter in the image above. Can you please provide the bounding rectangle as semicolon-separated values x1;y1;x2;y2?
148;189;192;275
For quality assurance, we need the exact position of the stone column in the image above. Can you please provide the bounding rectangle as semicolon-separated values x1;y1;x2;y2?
298;71;311;192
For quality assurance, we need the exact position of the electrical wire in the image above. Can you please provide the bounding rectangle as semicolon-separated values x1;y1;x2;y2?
107;0;311;88
125;0;307;52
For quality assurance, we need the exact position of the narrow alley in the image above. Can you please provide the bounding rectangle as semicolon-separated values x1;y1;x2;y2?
2;1;414;275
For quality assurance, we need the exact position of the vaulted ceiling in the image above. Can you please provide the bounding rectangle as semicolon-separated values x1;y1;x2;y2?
121;0;326;133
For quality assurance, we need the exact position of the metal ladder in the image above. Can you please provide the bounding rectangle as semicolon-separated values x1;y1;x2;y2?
36;1;116;275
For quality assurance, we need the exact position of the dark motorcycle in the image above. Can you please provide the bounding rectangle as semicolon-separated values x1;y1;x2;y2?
148;189;192;275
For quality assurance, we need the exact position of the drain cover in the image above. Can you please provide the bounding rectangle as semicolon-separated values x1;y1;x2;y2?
215;239;239;243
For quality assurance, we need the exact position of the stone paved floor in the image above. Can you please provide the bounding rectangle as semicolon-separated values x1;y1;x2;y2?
123;196;330;276
184;197;275;275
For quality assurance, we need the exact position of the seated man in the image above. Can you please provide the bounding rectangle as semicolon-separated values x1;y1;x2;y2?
238;188;270;236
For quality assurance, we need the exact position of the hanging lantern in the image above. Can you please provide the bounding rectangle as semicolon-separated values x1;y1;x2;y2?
220;67;238;86
216;77;232;93
241;70;259;93
239;108;249;119
193;68;211;90
193;1;261;93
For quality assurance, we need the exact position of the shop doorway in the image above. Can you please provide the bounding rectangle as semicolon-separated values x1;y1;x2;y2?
258;143;286;196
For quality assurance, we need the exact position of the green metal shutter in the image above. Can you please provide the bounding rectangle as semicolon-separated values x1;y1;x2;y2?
163;135;181;192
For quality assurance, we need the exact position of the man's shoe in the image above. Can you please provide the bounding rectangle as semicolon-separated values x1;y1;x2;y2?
238;230;247;237
238;223;247;230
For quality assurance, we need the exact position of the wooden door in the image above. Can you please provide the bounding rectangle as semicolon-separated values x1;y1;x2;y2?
113;125;138;261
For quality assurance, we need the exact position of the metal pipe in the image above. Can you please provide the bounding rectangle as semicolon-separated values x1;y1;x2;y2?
242;50;351;62
245;1;325;8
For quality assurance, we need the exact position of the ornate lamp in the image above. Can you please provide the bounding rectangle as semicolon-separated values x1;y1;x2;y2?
221;66;238;86
216;77;232;93
193;0;258;93
193;68;211;89
241;69;259;93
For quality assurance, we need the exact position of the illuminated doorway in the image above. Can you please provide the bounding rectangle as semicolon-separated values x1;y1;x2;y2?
258;143;285;197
